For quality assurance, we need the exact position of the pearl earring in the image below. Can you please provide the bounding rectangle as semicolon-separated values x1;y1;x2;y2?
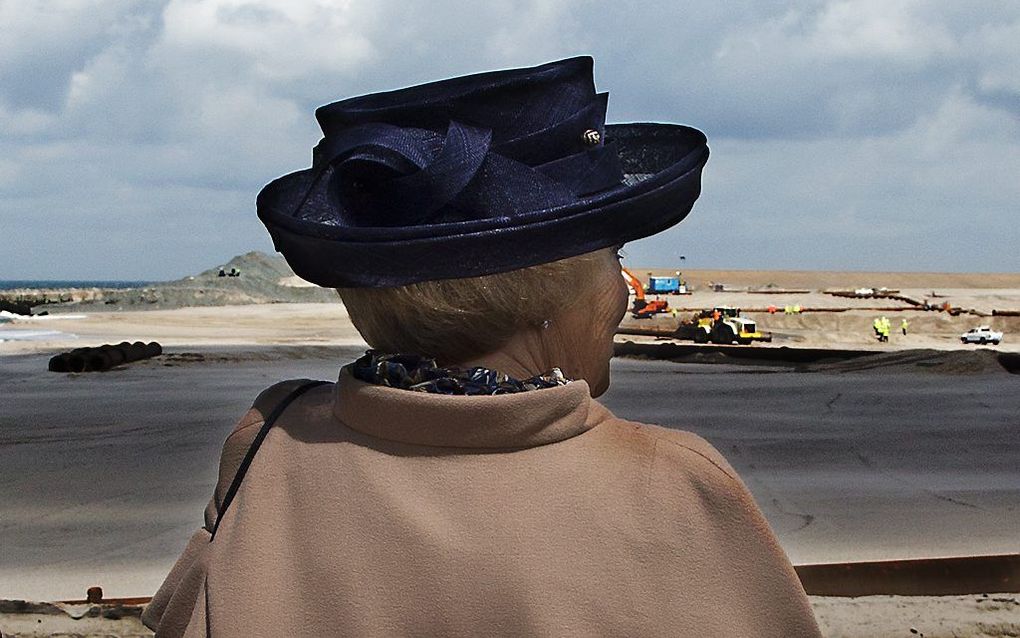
541;319;551;329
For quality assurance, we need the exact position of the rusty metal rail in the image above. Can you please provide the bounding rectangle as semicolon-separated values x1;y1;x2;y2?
795;554;1020;596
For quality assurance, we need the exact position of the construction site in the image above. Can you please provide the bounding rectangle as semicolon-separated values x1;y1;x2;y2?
616;266;1020;354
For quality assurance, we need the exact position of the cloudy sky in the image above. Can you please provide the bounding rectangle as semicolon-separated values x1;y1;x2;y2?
1;0;1017;279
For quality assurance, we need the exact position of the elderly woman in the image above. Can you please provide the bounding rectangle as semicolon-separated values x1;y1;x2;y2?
143;57;820;637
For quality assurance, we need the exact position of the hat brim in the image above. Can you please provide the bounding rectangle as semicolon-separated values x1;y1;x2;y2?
258;123;708;288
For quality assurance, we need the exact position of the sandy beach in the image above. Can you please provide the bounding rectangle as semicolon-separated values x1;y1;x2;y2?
0;303;366;355
4;297;1018;358
4;263;1018;356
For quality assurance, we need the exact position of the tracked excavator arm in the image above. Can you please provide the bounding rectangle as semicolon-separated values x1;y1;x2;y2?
621;267;669;318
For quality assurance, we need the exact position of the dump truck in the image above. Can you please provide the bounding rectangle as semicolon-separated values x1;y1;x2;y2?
673;307;772;345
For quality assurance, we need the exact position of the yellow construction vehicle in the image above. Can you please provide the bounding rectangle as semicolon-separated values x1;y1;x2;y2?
674;306;772;345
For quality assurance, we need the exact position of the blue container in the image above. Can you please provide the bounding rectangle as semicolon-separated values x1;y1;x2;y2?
647;276;680;293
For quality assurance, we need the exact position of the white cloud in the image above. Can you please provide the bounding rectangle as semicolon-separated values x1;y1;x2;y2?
0;0;1017;277
156;0;378;83
629;82;1020;272
807;0;956;61
482;0;591;60
0;0;147;111
0;103;56;136
0;1;136;64
965;20;1020;98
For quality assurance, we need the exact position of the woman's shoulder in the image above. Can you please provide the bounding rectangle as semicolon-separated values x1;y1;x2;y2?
641;422;740;482
205;379;332;528
596;416;770;534
225;378;330;439
593;408;739;484
251;378;330;419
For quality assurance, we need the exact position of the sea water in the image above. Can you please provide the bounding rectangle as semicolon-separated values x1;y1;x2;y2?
0;329;74;342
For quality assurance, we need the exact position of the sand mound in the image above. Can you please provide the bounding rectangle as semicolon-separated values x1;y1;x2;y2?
803;349;1010;375
35;252;337;312
616;342;1015;375
277;275;317;287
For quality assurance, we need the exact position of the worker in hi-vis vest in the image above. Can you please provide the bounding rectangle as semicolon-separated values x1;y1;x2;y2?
877;317;889;342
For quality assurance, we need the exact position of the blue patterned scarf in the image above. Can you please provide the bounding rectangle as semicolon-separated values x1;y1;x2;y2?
351;350;571;395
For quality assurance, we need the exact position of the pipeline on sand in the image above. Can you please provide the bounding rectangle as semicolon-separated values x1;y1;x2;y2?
48;341;162;372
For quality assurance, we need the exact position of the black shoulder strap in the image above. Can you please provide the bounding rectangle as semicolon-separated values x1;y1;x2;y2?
211;380;331;540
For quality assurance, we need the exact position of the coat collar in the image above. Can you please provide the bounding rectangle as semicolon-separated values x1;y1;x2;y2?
333;366;605;449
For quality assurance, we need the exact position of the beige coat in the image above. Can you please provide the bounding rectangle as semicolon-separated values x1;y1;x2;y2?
143;369;821;637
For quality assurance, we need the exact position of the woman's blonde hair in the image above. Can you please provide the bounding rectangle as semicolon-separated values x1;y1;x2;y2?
337;249;607;364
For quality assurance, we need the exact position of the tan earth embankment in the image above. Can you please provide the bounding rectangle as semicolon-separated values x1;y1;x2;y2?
620;309;1020;353
643;268;1020;291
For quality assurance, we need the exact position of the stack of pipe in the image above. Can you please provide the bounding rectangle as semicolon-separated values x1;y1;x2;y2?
48;341;162;372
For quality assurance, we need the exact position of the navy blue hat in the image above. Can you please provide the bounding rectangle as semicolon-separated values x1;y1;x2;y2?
257;56;708;288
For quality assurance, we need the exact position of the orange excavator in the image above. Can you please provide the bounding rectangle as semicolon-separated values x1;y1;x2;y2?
622;267;670;318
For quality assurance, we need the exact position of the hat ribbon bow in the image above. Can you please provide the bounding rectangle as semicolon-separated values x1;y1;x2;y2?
316;115;623;225
317;121;491;224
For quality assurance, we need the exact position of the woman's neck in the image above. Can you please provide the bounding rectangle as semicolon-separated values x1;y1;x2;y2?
452;328;553;380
